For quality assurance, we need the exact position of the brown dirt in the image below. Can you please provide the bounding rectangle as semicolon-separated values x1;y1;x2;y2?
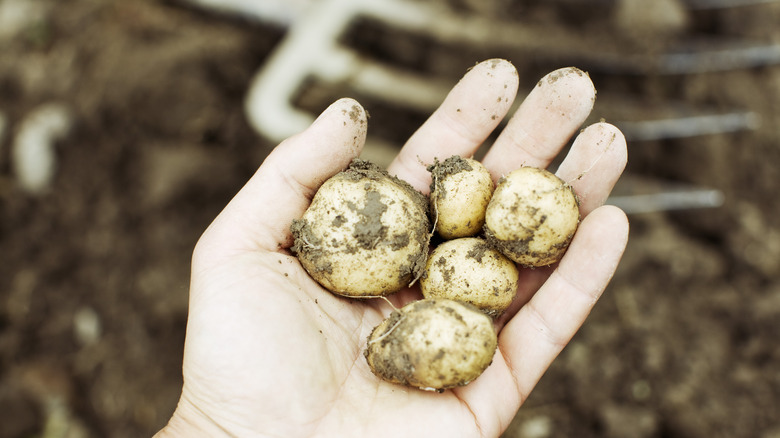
427;155;473;194
1;0;779;437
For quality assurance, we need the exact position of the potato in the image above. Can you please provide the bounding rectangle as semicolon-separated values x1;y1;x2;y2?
365;298;497;391
428;156;494;239
291;159;429;297
420;237;519;318
484;167;580;267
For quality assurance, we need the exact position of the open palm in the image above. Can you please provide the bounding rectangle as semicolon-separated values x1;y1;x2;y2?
156;59;629;438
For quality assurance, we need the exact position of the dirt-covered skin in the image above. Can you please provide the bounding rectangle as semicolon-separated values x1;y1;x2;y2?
291;159;430;297
421;237;519;318
364;298;498;391
484;167;580;267
428;156;494;239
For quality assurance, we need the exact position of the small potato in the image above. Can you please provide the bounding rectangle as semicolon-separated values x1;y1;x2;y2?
420;238;519;318
428;156;494;239
484;167;580;267
365;298;497;391
291;159;429;297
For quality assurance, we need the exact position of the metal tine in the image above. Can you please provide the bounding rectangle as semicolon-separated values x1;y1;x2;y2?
608;189;726;214
607;175;725;214
592;96;761;141
615;111;760;142
556;38;780;75
546;0;780;9
650;39;780;74
679;0;779;9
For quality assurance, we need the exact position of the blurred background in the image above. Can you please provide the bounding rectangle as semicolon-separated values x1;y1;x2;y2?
1;0;779;436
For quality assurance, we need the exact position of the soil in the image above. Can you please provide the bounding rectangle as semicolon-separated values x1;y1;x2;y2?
1;0;779;437
428;155;474;194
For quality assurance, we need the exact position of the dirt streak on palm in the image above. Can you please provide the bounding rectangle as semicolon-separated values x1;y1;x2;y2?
156;59;629;438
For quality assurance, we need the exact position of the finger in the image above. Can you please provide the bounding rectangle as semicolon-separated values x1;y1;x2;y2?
491;123;627;329
455;206;628;431
499;205;629;403
387;58;519;193
198;98;367;257
481;67;596;180
493;266;553;330
556;122;628;216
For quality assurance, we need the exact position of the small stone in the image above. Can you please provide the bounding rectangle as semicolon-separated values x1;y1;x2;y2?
73;307;102;346
520;415;553;438
12;103;73;194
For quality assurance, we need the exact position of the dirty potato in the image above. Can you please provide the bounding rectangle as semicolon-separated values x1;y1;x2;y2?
291;159;429;297
365;298;498;391
429;156;494;239
484;167;580;267
420;238;519;318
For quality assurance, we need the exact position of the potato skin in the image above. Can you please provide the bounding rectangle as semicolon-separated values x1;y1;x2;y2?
429;156;494;239
421;238;519;318
291;160;429;297
365;298;498;390
484;167;580;267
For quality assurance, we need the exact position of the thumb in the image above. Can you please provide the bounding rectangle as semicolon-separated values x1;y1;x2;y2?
198;98;367;260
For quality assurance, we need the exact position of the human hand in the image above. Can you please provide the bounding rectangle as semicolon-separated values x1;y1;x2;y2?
155;59;628;438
